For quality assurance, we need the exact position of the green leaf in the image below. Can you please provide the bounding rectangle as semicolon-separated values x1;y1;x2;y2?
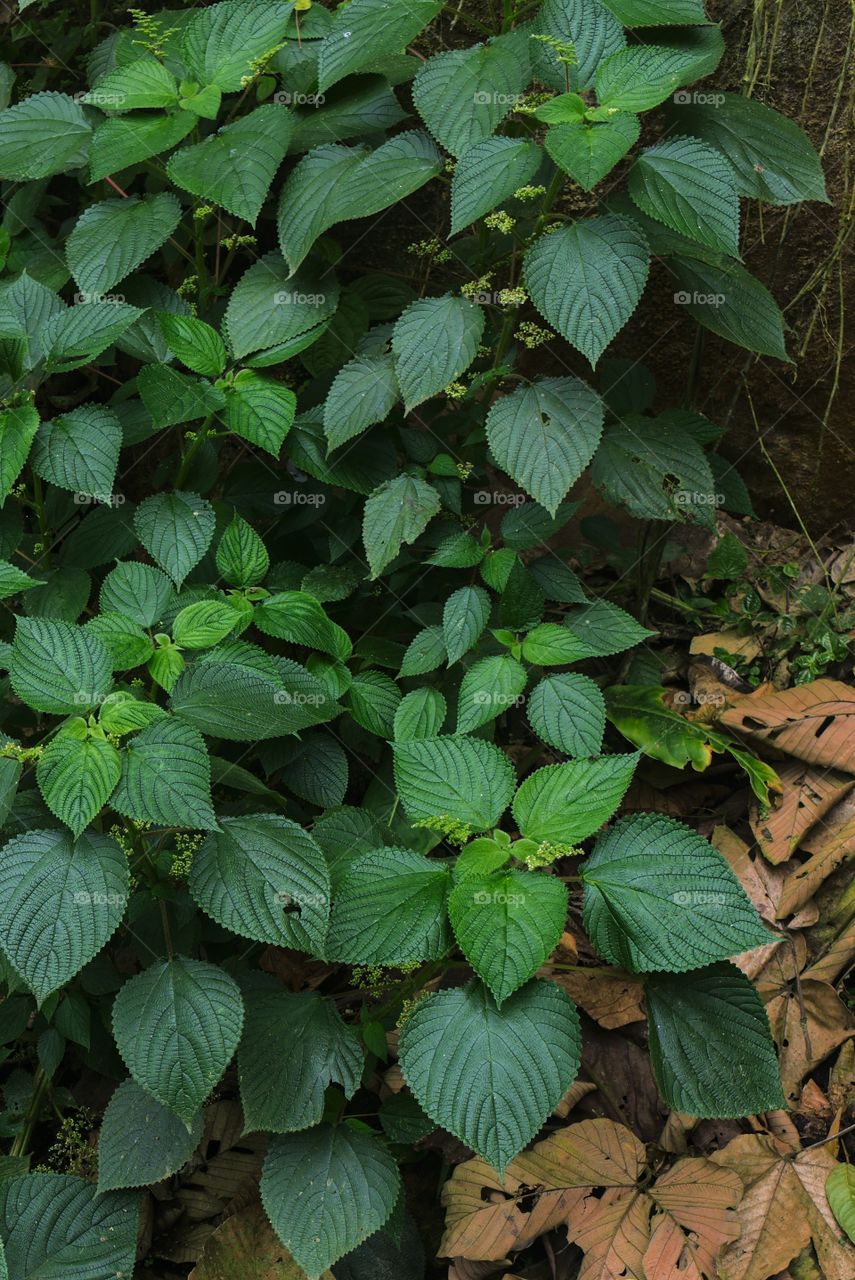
670;254;790;360
112;718;217;830
100;561;174;628
520;622;590;666
456;654;527;734
31;405;121;500
172;600;241;649
0;1174;139;1279
363;474;440;578
0;405;40;503
596;41;718;113
398;979;581;1174
168;105;293;225
222;371;296;456
254;591;351;661
392;293;485;411
670;91;829;205
602;0;707;23
43;301;145;372
99;693;167;737
112;956;244;1126
0;275;64;370
345;669;401;736
393;735;515;832
413;41;525;157
450;137;541;235
224;252;340;361
527;672;606;757
181;0;294;92
216;516;269;588
400;625;446;677
261;1125;401;1278
645;963;785;1116
590;411;718;527
486;377;604;515
287;76;408;152
582;813;770;972
513;754;638;844
545;113;640;190
36;725;121;837
443;585;491;666
238;985;362;1133
0;92;91;180
604;684;720;770
394;688;447;740
532;0;625;92
170;644;338;740
156;313;226;376
86;615;153;674
448;870;568;1004
277;132;441;273
97;1078;204;1192
134;491;216;589
562;598;657;657
0;829;128;1005
327;847;451;964
317;0;444;91
324;351;399;450
0;560;44;600
66;194;182;296
136;364;226;429
83;55;180;110
88;112;196;183
189;814;330;950
11;617;111;715
629;137;740;257
827;1164;855;1247
524;217;649;366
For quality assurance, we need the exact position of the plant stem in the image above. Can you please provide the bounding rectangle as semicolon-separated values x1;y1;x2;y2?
176;414;215;488
10;1067;49;1158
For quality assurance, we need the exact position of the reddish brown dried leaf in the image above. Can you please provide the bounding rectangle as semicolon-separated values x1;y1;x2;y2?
720;679;855;773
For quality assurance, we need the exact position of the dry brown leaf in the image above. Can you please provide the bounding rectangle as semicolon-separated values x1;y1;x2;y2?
713;825;788;924
719;679;855;773
777;811;855;919
441;1120;740;1280
750;762;855;864
188;1202;330;1279
803;914;855;983
690;631;762;661
712;1134;855;1280
551;969;645;1030
553;1079;598;1120
828;1041;855;1114
765;977;854;1105
448;1259;508;1279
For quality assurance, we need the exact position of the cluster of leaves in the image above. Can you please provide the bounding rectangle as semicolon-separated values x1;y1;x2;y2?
0;0;835;1275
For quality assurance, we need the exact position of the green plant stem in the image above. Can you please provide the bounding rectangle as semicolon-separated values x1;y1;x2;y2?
30;470;51;569
371;955;450;1022
10;1067;49;1158
176;414;215;488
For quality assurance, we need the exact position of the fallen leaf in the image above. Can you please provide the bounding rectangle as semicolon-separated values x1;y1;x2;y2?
750;763;855;864
720;680;855;773
551;969;645;1030
188;1202;331;1279
764;978;854;1106
442;1119;740;1280
712;1134;855;1280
